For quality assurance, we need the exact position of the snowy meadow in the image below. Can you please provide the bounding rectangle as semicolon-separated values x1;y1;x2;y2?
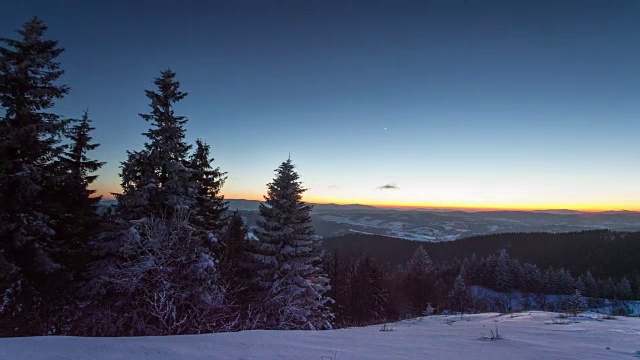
2;312;639;360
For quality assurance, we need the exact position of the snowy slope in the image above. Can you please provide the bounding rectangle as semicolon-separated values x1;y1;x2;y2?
2;312;640;359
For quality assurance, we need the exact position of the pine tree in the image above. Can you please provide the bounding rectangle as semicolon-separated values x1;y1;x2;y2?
404;245;435;315
116;69;194;219
449;269;471;315
522;263;542;294
368;258;389;321
60;111;104;204
407;245;434;274
85;71;229;335
190;139;228;239
340;255;389;325
557;268;575;295
57;110;105;255
543;267;559;294
494;249;512;292
466;253;480;284
600;277;617;299
251;159;332;330
574;276;586;294
0;17;71;336
218;211;250;283
50;110;105;333
478;254;497;287
617;277;632;300
508;258;523;290
567;289;586;316
583;271;597;297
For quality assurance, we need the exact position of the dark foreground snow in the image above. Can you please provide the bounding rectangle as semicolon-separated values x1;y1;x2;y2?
1;312;639;359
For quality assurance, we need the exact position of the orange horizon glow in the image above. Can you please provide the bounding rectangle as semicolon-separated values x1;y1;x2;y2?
96;191;640;213
299;198;640;212
97;189;640;212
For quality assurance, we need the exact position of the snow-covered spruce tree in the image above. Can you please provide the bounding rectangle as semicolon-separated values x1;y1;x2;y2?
557;268;575;295
583;271;598;297
218;211;251;283
115;69;196;220
464;253;480;284
60;111;105;204
85;71;230;336
0;17;71;336
49;110;105;333
404;245;435;315
617;277;633;300
57;110;105;262
336;255;390;326
190;139;228;240
567;289;586;316
494;249;512;292
448;268;471;315
217;211;259;326
251;159;332;330
522;263;542;294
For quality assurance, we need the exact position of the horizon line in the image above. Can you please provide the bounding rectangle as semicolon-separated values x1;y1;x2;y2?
98;196;639;213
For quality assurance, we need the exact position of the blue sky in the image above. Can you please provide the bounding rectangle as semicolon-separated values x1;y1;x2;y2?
2;0;640;210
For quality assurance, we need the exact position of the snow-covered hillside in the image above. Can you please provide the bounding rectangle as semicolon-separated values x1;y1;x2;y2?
226;200;640;241
2;312;639;359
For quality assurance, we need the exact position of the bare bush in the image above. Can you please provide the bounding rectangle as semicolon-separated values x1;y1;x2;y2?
480;325;502;340
84;209;236;335
380;323;394;332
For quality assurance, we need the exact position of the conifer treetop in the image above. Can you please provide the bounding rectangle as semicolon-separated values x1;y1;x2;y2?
62;110;105;186
140;69;191;162
0;16;69;167
0;17;69;116
407;245;434;274
262;159;310;214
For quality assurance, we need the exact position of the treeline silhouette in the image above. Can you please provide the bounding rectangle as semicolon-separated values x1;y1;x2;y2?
323;230;640;278
324;238;640;327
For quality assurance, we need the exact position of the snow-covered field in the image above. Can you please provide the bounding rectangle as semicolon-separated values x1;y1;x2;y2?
2;312;639;359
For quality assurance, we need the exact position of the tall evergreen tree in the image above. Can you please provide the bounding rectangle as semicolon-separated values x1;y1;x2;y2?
406;245;434;274
52;110;105;333
0;17;70;336
252;159;332;330
57;110;105;247
190;139;228;239
617;277;633;300
494;249;512;292
218;211;250;283
522;263;543;294
116;69;194;219
60;111;104;202
336;255;390;326
404;245;435;315
449;269;471;315
85;70;229;336
583;271;598;297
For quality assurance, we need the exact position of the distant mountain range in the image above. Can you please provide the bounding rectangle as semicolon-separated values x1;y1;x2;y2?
100;199;640;241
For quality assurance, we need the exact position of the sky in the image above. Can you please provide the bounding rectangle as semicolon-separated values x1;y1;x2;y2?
2;0;640;211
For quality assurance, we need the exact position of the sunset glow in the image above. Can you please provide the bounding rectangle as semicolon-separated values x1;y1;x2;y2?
29;0;639;215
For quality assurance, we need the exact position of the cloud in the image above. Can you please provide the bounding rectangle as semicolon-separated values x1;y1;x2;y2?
377;183;399;190
328;184;340;189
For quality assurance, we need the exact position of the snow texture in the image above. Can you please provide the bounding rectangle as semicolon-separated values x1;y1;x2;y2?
2;311;639;359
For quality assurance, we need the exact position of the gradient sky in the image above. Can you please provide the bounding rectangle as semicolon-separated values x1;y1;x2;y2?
3;0;640;211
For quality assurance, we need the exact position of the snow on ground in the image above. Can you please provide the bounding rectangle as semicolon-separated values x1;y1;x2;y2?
2;312;640;360
470;286;640;316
